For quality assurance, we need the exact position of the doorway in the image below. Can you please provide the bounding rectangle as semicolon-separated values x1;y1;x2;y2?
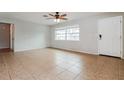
98;16;123;58
0;23;14;53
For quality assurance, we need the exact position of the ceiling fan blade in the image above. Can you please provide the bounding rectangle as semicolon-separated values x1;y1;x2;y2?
43;15;48;17
61;14;67;17
46;18;54;20
59;18;68;20
49;14;55;17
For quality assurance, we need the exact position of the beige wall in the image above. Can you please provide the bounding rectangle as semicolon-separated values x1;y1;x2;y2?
0;23;10;49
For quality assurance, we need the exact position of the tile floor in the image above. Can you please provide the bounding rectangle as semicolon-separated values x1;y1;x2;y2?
0;48;124;80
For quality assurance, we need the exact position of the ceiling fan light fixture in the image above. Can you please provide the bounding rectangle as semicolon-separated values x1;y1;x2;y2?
54;19;60;23
43;12;67;23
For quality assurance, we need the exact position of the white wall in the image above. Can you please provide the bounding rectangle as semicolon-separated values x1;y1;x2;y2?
50;18;98;54
0;18;50;52
50;13;124;55
14;20;50;52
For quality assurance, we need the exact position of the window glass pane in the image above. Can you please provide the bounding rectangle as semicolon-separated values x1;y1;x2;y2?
66;25;80;41
55;25;80;41
55;28;66;40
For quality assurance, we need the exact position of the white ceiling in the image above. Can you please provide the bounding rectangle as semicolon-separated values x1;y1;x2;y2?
0;12;103;25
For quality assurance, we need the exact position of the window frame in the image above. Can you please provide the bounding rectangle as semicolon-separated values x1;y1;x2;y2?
54;25;80;41
55;27;66;40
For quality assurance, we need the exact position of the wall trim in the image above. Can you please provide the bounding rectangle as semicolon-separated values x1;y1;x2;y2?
50;47;98;55
14;47;48;52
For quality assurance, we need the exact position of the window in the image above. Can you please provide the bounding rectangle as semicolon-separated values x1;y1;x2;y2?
67;25;80;40
55;28;66;40
55;25;80;41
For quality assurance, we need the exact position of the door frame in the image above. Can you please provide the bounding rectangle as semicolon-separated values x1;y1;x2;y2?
10;24;15;52
0;22;15;52
98;16;123;58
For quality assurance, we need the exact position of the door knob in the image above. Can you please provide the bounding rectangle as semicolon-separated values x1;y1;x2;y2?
99;34;102;40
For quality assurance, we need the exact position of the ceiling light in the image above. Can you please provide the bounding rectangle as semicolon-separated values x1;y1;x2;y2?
54;19;60;23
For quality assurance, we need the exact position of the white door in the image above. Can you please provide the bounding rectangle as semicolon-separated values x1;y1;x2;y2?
98;16;122;57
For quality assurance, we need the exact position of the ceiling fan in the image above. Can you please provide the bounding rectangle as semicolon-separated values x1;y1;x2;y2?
43;12;68;22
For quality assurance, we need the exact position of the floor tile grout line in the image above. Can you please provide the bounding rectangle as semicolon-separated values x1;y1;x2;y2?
2;55;12;80
15;55;37;80
73;72;81;80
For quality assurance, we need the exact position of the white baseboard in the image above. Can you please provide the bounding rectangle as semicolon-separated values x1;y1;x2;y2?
14;47;49;52
50;47;98;55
